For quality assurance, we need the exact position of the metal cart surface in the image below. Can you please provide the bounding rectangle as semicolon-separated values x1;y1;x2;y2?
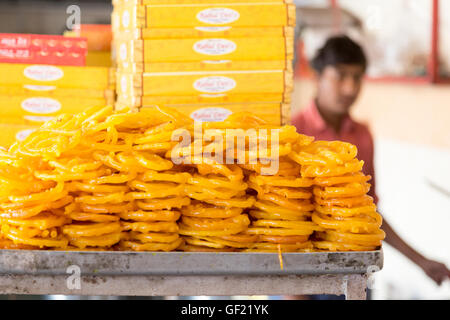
0;249;382;299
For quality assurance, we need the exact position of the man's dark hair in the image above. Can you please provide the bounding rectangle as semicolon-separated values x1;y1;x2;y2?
310;35;367;73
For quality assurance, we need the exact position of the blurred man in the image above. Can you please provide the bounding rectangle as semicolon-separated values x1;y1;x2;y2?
292;35;450;286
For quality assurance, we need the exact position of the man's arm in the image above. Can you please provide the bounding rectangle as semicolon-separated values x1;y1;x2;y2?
382;217;450;285
363;130;449;285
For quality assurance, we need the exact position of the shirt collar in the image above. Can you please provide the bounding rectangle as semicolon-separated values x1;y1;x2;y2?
309;100;356;134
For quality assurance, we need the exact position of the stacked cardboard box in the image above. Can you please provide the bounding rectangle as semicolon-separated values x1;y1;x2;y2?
65;25;113;67
0;34;115;147
0;33;87;66
112;0;295;125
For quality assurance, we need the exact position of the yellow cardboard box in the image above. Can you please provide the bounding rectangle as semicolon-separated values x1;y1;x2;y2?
86;51;112;67
0;63;115;90
113;26;294;40
115;102;290;125
114;0;293;4
116;92;291;108
117;60;292;73
114;1;295;29
115;37;293;63
175;103;291;125
117;70;293;98
0;123;40;148
0;85;114;101
0;95;109;124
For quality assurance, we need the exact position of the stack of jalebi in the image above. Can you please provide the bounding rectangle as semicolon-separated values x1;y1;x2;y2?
118;157;189;251
24;108;135;250
0;105;385;252
289;141;385;251
0;106;191;251
2;106;135;250
48;158;124;250
0;109;102;250
77;108;189;251
175;114;263;252
178;165;254;252
241;127;324;252
118;169;188;252
0;155;72;249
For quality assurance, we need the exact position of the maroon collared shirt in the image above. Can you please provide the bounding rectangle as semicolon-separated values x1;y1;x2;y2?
292;102;378;204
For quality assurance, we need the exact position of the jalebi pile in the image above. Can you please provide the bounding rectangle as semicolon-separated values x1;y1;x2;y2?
0;106;191;251
0;105;385;252
0;157;72;249
244;164;321;252
289;141;385;251
55;157;124;250
177;165;254;252
176;114;262;252
116;112;192;251
240;127;323;252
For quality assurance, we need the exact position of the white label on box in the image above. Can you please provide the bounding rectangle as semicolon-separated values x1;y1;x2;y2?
21;97;62;114
202;60;232;64
121;75;128;93
24;115;55;122
24;65;64;82
122;10;130;28
119;43;127;60
193;39;236;56
199;93;227;98
196;8;240;25
23;85;57;91
193;76;236;93
195;26;231;32
16;129;36;141
190;107;232;122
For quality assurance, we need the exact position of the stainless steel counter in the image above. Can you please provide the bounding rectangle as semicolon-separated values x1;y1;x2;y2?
0;249;383;299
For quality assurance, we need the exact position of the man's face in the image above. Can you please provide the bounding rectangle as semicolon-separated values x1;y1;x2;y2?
316;64;365;114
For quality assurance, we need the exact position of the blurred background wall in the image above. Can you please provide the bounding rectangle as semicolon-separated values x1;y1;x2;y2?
0;0;112;34
292;0;450;300
293;79;450;300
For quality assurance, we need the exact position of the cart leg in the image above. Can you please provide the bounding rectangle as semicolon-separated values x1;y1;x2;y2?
344;274;367;300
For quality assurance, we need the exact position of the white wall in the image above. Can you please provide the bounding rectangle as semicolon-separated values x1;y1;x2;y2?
292;79;450;299
372;138;450;299
297;0;450;77
339;0;450;77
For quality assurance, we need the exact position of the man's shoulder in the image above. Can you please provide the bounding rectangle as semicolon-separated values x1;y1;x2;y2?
350;119;374;142
291;106;316;128
291;109;307;126
349;118;371;133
